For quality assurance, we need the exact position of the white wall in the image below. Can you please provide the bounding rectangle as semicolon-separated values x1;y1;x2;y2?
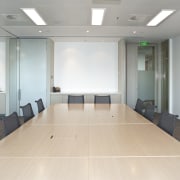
126;43;138;108
118;40;126;103
170;37;180;116
54;42;118;93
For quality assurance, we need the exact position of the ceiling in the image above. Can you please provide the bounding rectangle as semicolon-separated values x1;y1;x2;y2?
0;0;180;42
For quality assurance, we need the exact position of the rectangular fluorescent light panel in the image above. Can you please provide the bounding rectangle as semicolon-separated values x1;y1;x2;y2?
21;8;46;25
91;8;105;25
147;9;175;26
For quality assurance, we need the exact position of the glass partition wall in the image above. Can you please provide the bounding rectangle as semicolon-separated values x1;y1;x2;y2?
8;38;52;115
18;39;47;115
137;46;155;105
0;39;6;116
0;40;6;92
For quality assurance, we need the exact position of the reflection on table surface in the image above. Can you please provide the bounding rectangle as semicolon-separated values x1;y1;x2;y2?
0;103;180;180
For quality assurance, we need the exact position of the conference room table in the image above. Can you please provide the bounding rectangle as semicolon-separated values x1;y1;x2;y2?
0;104;180;180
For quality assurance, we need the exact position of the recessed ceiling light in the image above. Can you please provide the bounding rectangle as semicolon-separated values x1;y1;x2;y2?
21;8;46;25
91;8;105;25
38;30;42;33
147;9;175;26
86;30;90;33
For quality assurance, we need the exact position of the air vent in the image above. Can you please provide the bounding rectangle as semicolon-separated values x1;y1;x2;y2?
7;15;18;20
2;14;17;20
0;13;30;22
128;15;137;21
128;14;150;23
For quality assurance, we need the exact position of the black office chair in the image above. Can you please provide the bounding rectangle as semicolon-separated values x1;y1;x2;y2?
94;95;111;104
2;112;20;136
158;112;178;136
35;98;45;113
20;103;35;123
134;98;145;115
143;104;157;122
0;114;5;120
68;95;84;104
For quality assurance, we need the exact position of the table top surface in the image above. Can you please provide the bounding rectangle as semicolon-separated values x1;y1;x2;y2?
0;104;180;180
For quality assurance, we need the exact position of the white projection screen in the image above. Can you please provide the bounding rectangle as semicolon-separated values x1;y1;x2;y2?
54;42;118;93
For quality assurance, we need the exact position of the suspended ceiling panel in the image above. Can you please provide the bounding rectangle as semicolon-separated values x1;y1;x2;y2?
0;0;179;41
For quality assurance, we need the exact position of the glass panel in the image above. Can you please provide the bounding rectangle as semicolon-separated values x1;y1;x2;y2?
0;40;6;92
19;39;47;115
137;46;155;104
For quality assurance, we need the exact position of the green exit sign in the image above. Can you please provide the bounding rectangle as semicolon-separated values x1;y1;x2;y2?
139;41;149;46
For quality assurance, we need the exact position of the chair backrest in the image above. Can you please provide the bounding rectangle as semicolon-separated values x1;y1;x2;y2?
35;98;45;113
158;112;177;136
20;103;35;122
144;104;156;122
68;95;84;104
94;95;111;104
3;112;20;136
135;98;145;115
0;114;5;120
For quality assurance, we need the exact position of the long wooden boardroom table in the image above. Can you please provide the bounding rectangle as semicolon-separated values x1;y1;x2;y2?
0;104;180;180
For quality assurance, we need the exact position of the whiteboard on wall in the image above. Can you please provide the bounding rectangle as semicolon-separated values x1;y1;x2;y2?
54;42;118;93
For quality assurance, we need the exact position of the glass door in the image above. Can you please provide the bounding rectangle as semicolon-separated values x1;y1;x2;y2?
137;46;155;105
